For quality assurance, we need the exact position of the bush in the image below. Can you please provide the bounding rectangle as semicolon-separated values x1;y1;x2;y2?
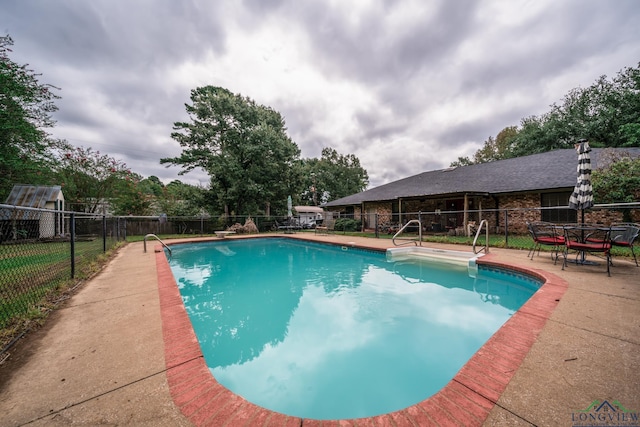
334;218;361;232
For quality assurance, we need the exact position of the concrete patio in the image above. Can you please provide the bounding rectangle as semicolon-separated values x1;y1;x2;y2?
0;234;638;426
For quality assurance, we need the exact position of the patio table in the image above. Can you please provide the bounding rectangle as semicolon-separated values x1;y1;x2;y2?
561;225;624;276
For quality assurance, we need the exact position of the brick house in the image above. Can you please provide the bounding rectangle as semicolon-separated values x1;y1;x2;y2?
323;148;640;234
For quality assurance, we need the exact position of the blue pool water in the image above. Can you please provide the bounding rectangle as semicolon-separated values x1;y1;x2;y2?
167;238;540;420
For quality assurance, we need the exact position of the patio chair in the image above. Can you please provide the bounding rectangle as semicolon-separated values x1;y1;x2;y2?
562;226;612;276
315;218;335;235
526;221;564;263
611;223;639;266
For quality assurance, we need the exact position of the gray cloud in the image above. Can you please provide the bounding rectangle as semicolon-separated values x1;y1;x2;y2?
295;0;479;85
4;0;227;67
3;0;639;189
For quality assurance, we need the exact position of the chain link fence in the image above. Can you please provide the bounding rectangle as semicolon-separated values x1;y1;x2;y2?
2;202;637;352
0;204;121;336
335;203;638;251
115;214;281;237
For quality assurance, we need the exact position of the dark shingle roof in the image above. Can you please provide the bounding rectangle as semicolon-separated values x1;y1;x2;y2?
325;147;640;207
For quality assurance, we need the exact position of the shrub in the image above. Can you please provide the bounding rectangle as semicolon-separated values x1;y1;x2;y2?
334;218;361;232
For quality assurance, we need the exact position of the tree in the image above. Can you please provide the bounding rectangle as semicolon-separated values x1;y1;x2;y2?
512;63;640;156
620;123;640;147
161;86;301;216
0;34;63;198
592;149;640;222
56;146;138;213
109;172;154;216
138;175;164;197
452;63;640;167
449;156;473;168
450;126;518;166
157;180;206;217
300;148;369;205
510;110;573;157
592;149;640;203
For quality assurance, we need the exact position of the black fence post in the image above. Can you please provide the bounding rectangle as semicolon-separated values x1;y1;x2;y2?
504;210;509;247
102;215;107;252
70;212;76;279
375;213;379;238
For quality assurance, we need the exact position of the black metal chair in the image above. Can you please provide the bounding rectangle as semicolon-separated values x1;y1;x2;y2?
611;223;639;266
315;218;335;235
562;226;613;276
527;221;565;263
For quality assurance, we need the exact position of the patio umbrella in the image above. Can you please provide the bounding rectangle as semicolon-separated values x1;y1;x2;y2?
287;195;292;219
568;139;594;223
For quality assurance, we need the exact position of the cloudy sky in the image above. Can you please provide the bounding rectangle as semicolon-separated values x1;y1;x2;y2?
3;1;639;188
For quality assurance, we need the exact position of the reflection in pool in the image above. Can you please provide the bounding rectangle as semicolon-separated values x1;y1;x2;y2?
167;238;540;420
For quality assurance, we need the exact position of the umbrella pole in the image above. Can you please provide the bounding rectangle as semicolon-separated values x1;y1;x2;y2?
580;209;586;263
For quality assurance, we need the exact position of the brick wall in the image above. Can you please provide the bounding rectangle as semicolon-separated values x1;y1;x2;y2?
325;193;638;234
496;193;540;234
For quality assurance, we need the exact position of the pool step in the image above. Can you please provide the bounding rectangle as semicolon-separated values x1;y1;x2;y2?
386;247;484;277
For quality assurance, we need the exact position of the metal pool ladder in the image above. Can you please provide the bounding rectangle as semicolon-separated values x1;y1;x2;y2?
143;233;172;255
392;220;422;246
472;220;490;254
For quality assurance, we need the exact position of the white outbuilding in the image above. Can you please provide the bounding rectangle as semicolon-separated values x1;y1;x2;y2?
2;185;65;239
294;205;324;227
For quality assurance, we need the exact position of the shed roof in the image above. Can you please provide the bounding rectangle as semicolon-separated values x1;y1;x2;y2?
4;185;64;208
294;206;324;213
325;147;640;207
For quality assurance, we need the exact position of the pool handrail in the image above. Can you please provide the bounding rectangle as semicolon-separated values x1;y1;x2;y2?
143;233;172;256
472;219;490;254
392;219;422;246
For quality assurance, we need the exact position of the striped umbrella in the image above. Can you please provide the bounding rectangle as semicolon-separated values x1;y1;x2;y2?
568;139;594;212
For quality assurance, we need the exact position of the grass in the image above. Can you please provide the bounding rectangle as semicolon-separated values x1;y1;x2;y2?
0;239;109;289
0;238;124;346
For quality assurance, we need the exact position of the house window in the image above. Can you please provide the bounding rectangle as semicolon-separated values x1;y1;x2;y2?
345;206;354;219
541;192;576;223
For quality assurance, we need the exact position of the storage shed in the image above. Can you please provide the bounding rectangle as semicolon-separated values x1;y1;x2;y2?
2;185;65;239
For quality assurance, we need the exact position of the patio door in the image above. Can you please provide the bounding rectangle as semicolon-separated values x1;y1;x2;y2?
365;207;376;229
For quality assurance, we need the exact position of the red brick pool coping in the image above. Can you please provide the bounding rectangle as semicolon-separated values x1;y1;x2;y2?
155;240;568;426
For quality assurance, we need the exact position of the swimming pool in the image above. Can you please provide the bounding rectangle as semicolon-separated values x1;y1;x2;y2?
167;238;541;420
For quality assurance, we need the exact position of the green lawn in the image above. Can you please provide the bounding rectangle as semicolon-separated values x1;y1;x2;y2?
0;238;116;328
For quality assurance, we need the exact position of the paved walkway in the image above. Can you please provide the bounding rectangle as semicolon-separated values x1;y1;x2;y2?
0;234;638;426
0;241;191;427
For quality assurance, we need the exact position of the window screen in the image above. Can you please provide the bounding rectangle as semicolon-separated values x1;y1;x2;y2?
541;192;577;223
